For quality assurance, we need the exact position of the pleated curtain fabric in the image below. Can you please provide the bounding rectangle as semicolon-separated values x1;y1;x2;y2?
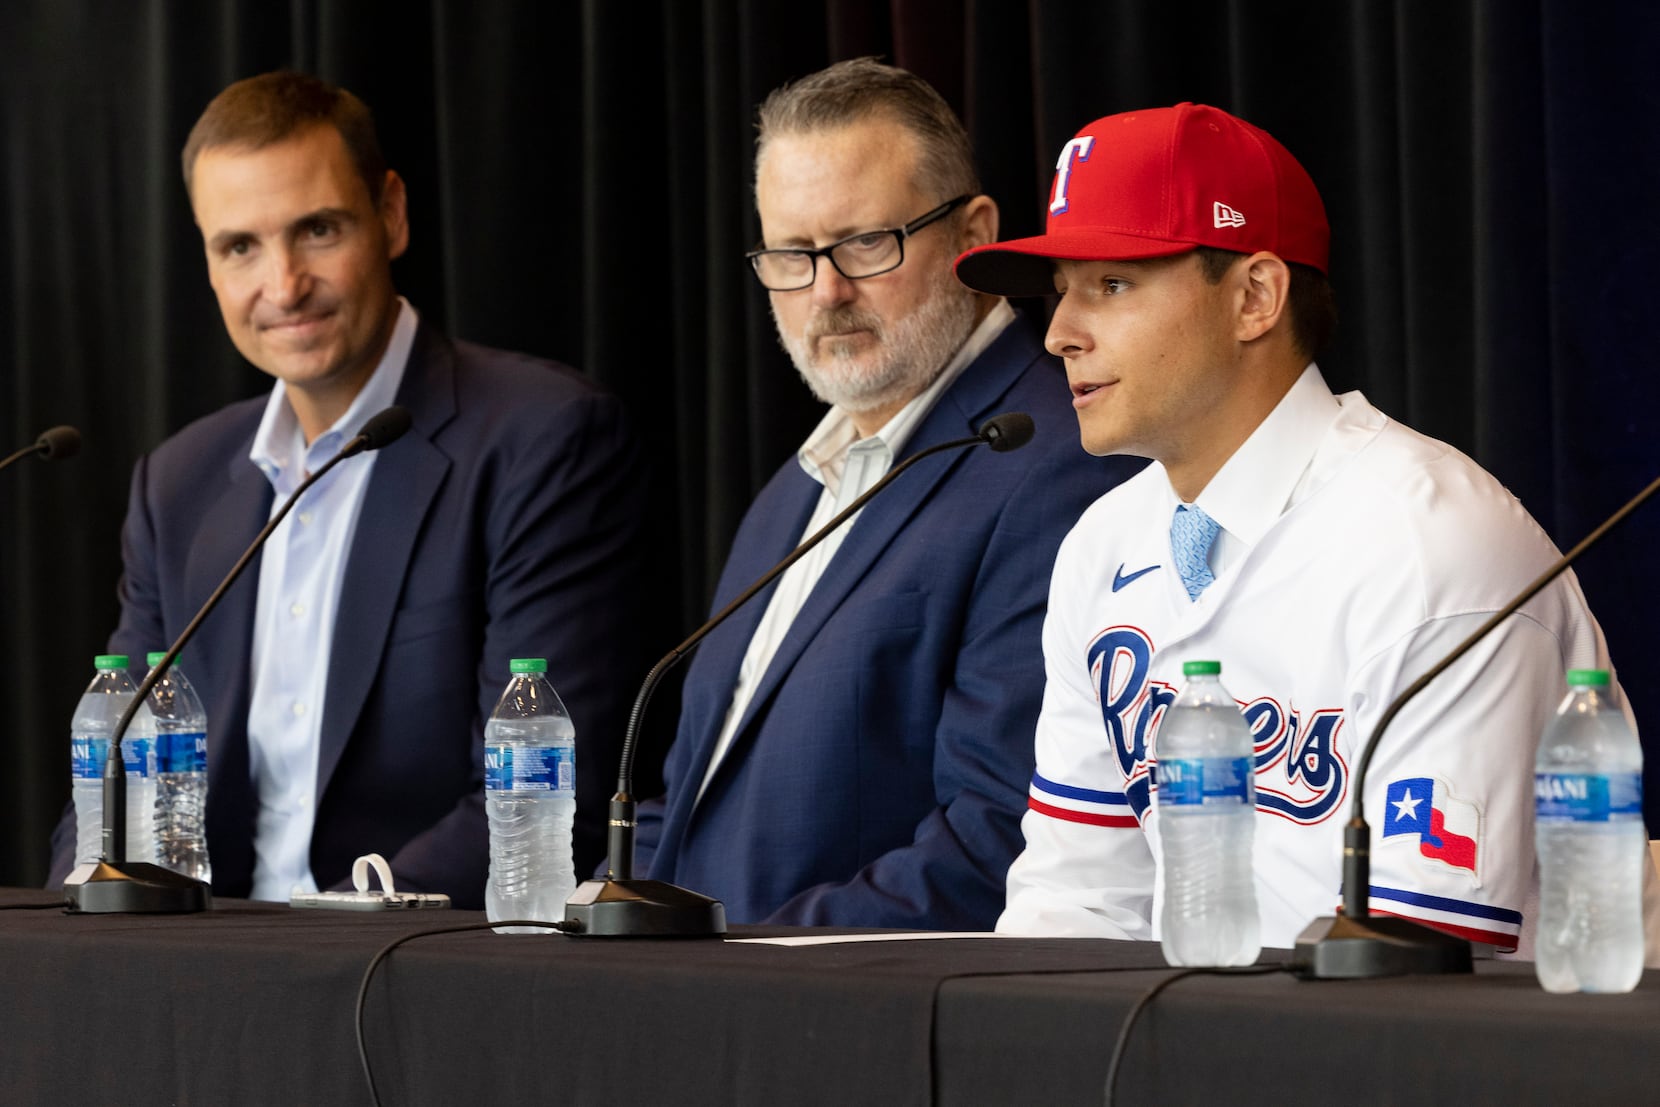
1;0;1657;884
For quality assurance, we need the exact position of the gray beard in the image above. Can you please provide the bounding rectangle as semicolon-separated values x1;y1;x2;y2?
774;277;979;421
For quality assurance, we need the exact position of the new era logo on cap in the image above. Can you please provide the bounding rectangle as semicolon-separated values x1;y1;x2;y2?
955;102;1330;298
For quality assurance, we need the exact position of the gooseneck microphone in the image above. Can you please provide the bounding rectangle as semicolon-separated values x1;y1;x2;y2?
1293;468;1660;978
64;405;413;914
562;412;1037;937
0;425;81;474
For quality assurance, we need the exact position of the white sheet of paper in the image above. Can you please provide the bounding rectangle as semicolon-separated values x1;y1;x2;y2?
728;931;1008;946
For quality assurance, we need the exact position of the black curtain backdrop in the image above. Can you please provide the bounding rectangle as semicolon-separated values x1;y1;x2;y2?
1;1;1656;887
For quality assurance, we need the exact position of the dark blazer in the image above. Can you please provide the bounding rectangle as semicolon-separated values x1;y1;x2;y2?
632;315;1143;929
48;323;649;907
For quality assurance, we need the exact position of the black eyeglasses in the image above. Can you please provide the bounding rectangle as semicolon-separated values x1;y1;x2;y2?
746;195;972;291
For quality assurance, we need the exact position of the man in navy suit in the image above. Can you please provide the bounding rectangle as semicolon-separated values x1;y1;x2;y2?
629;59;1141;928
46;72;647;908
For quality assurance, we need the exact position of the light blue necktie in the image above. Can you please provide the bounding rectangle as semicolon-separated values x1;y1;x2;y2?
1170;503;1220;601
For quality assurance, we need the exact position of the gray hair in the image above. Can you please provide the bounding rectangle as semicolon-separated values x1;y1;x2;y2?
754;57;980;202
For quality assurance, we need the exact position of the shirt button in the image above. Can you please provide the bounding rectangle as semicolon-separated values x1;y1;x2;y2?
298;512;313;526
289;602;306;618
297;796;312;810
292;702;307;717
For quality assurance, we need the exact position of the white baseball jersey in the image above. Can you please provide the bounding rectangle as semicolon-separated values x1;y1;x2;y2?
999;365;1630;953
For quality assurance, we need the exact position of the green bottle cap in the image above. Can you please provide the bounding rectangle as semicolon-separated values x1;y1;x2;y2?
1566;668;1610;687
94;654;129;670
146;651;171;668
1182;660;1222;677
509;658;548;674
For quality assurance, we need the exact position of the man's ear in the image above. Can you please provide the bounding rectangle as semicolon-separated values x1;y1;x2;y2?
380;170;410;260
959;194;999;252
1234;251;1290;343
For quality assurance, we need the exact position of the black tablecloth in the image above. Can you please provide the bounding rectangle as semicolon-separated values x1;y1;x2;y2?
2;887;1656;1106
937;961;1660;1104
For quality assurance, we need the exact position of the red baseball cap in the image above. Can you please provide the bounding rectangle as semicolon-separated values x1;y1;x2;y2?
956;103;1329;297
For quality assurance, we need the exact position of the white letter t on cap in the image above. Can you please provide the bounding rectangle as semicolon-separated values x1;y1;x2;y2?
1050;136;1096;216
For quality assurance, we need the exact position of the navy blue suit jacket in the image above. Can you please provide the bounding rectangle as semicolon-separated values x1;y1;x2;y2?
47;323;648;907
632;315;1142;928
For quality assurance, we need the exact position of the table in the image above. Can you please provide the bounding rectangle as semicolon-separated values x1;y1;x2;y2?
1;887;1655;1105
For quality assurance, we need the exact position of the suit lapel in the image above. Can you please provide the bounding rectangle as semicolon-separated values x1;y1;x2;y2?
315;325;457;800
693;471;820;708
653;470;818;852
190;449;273;806
695;319;1044;803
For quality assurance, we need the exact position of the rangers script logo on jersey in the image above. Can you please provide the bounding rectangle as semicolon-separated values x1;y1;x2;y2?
1088;625;1349;824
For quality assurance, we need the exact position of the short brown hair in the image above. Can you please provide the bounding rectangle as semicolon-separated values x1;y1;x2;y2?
1194;247;1338;360
755;57;980;204
181;71;387;203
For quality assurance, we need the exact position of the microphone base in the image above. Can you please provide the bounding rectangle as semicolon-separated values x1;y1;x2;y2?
63;861;212;915
561;877;725;938
1292;912;1472;979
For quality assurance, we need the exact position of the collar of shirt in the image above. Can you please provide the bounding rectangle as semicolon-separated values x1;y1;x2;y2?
1171;362;1342;579
249;298;420;496
795;298;1016;497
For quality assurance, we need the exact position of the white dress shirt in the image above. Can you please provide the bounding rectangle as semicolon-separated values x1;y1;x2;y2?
245;299;418;901
1181;360;1342;589
696;300;1016;802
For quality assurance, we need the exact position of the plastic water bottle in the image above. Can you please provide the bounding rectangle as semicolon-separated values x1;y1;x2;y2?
485;658;576;933
1534;668;1645;993
145;652;211;883
70;654;157;864
1154;659;1260;966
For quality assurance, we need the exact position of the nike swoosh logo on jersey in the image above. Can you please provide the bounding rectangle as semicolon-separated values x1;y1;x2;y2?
1111;563;1161;591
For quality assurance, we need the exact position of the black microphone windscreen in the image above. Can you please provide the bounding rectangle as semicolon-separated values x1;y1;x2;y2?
355;406;412;452
36;425;81;460
979;412;1035;453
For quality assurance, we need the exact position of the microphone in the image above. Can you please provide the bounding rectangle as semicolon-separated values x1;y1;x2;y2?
981;412;1033;453
0;425;81;474
64;405;413;914
342;405;413;457
1292;468;1660;978
562;413;1037;936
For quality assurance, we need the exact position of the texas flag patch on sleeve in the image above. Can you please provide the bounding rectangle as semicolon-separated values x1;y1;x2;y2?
1380;776;1482;885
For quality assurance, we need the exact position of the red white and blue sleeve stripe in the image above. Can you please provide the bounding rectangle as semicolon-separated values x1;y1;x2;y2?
1367;885;1524;950
1028;772;1140;828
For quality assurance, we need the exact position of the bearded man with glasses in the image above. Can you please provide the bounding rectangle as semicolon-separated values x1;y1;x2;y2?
623;58;1141;929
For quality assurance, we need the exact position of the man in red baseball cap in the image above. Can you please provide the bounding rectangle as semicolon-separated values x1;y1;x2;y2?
959;104;1653;962
956;102;1335;479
